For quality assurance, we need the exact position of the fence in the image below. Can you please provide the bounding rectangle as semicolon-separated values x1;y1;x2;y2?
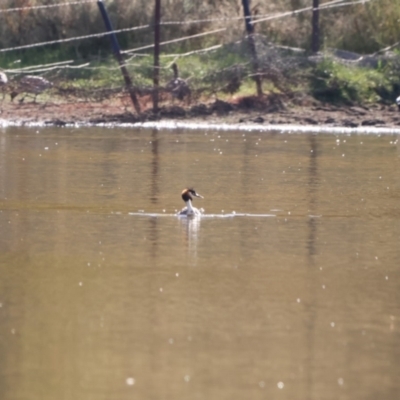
0;0;399;115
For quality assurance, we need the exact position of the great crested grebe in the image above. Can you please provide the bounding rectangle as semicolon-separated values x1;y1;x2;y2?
177;188;203;216
396;96;400;111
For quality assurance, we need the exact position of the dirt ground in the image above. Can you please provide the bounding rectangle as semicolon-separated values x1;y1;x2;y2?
1;93;400;128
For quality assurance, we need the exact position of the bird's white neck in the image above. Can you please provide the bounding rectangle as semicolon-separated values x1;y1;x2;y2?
185;199;195;214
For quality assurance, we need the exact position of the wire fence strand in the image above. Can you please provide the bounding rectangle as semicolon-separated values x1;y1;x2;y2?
0;0;373;54
0;24;150;53
0;0;96;14
0;0;398;112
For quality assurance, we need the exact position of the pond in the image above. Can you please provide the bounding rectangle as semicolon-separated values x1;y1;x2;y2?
0;125;399;400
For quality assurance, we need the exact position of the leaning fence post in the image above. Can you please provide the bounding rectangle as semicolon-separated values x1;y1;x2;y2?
311;0;320;53
97;0;141;114
241;0;263;96
153;0;161;112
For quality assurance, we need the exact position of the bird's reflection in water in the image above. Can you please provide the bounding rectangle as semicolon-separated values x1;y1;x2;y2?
178;215;202;265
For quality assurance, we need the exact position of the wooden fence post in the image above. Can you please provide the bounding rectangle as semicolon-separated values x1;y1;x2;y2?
241;0;263;96
97;0;141;114
312;0;320;53
153;0;161;112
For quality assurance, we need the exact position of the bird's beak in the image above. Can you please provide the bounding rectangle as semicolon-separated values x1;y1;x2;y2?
194;193;203;199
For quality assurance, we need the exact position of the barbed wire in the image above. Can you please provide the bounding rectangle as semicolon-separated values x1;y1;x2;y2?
1;41;225;76
0;0;96;13
153;0;339;27
123;28;226;54
0;24;150;53
0;1;395;109
5;31;395;80
8;62;92;75
0;0;370;22
160;44;222;59
0;0;390;80
7;59;74;73
372;40;400;56
252;0;372;25
0;0;371;55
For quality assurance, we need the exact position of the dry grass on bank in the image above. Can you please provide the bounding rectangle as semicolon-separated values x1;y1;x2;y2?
0;0;399;61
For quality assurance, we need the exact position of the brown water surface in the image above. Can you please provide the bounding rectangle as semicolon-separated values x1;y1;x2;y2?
0;126;399;400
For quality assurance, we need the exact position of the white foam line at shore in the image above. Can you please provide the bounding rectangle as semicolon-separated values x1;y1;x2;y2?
1;118;400;135
133;121;400;134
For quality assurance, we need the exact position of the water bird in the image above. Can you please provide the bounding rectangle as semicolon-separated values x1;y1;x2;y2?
166;63;191;102
396;95;400;111
0;71;7;100
222;75;241;95
17;75;53;102
177;188;203;216
0;71;7;86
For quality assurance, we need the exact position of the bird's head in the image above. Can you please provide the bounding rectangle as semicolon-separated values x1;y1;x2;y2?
181;188;203;202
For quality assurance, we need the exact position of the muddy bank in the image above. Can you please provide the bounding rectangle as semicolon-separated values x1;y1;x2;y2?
1;95;400;128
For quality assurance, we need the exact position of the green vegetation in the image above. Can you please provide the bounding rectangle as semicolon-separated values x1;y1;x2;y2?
1;0;400;106
310;57;397;104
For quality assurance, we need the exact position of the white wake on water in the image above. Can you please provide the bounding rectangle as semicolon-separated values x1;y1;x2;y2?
128;212;276;218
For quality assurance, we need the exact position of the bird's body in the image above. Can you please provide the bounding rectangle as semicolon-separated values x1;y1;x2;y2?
17;75;53;102
0;71;8;100
396;96;400;111
177;188;203;217
0;71;8;86
166;63;191;102
222;75;241;95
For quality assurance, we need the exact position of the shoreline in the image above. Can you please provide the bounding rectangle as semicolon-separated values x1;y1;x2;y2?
1;97;400;131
